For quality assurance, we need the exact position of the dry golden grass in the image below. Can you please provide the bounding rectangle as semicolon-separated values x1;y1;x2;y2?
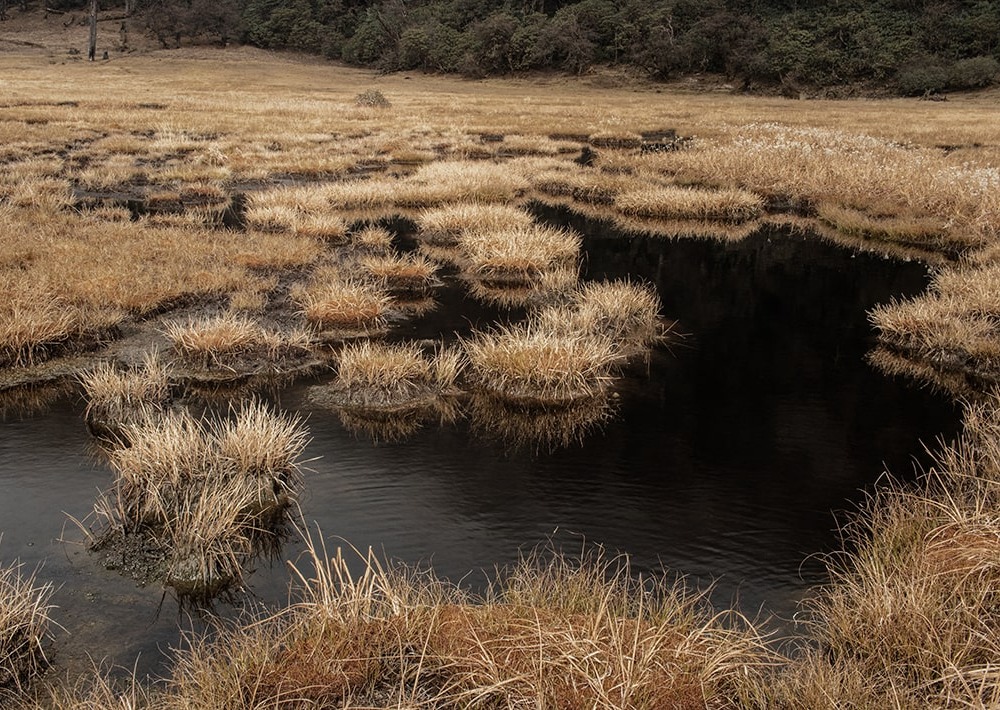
0;558;53;700
537;279;665;357
156;530;776;709
333;341;434;410
616;185;765;222
6;44;1000;707
460;223;581;281
245;191;348;241
0;286;117;368
464;323;618;406
463;264;580;308
393;160;530;207
295;278;391;333
869;262;1000;393
351;225;394;252
79;353;172;442
359;252;438;294
20;668;149;710
770;399;1000;708
323;341;464;415
1;48;998;381
163;313;312;368
94;400;309;597
416;203;536;245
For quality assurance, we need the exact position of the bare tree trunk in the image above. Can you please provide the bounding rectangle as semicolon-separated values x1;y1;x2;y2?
87;0;96;60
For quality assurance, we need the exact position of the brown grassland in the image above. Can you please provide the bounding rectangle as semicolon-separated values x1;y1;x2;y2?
2;22;1000;707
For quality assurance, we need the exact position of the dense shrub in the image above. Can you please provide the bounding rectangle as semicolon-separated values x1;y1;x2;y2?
949;55;1000;89
126;0;1000;95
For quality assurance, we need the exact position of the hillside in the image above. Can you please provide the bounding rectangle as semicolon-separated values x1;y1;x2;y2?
3;0;1000;96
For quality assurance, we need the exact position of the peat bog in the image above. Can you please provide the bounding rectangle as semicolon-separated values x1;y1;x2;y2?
0;215;959;683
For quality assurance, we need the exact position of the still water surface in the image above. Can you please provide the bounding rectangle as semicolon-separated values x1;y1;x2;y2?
0;221;959;678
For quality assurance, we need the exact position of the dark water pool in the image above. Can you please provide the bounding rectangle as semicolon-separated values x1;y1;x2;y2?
0;220;960;680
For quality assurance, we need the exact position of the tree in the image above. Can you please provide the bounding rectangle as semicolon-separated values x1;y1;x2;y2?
88;0;97;61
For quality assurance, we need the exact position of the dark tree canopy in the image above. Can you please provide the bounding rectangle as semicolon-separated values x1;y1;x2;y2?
64;0;1000;93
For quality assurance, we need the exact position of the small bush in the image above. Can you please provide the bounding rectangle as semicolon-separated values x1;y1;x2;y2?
897;56;949;96
948;55;1000;90
354;89;391;108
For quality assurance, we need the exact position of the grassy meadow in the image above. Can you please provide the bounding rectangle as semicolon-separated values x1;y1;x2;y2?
2;36;1000;707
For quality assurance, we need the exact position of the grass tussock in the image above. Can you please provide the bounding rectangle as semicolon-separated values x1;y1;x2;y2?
817;203;951;251
159;533;776;709
294;277;391;334
94;400;309;598
615;185;765;222
80;353;173;443
646;123;1000;250
20;669;149;710
416;203;536;246
538;279;665;356
869;261;1000;392
0;559;53;701
460;224;580;282
463;264;580;309
244;192;348;242
393;160;530;208
0;283;122;368
163;314;313;369
359;252;438;295
352;225;394;252
464;323;617;406
330;340;463;412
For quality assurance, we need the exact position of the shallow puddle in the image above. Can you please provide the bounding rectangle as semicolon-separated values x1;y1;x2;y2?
0;219;959;680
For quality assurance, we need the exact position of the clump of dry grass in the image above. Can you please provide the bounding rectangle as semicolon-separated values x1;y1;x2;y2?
295;277;391;334
352;224;394;252
79;353;173;444
537;279;665;358
460;223;581;284
817;203;950;251
94;400;309;598
394;160;530;208
532;166;637;205
869;262;1000;393
615;185;764;222
359;252;438;296
19;668;149;710
464;323;617;406
646;123;1000;249
159;531;776;708
326;341;463;413
416;203;536;246
163;313;313;370
0;284;122;368
244;197;347;241
0;558;53;699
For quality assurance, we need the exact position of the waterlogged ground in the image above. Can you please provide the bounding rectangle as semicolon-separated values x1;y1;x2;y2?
0;219;959;681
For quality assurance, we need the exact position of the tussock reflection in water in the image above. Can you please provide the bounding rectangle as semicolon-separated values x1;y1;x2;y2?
468;393;617;453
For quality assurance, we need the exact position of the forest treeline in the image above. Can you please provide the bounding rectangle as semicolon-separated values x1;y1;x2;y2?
54;0;1000;94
